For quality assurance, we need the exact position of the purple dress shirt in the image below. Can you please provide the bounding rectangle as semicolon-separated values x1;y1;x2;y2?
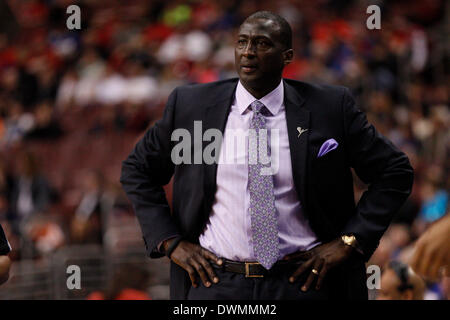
199;80;320;261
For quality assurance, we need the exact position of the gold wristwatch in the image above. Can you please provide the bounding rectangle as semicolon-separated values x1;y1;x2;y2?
341;234;358;248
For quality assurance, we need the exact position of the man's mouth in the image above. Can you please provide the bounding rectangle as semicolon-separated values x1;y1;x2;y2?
241;65;257;73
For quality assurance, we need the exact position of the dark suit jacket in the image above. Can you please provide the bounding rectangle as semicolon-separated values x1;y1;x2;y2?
120;78;414;299
0;225;10;256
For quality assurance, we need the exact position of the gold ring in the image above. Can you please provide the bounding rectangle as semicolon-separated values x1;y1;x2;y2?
311;268;319;275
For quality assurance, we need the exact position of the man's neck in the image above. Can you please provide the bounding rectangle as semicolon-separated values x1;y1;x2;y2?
240;78;282;99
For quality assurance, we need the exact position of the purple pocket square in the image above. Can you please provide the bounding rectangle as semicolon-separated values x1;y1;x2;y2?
317;138;338;157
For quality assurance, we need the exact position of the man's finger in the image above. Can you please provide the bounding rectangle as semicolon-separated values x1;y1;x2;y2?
301;271;316;292
301;261;323;292
191;258;211;287
185;265;198;288
202;248;223;266
315;265;328;290
199;255;219;284
289;259;313;283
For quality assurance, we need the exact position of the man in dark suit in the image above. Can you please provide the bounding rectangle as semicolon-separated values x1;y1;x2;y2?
120;11;414;300
0;224;11;285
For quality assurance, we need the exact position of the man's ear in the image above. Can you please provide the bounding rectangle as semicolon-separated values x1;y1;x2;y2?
283;49;293;66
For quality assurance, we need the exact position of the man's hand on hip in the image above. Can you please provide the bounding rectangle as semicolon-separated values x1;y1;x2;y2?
287;238;354;291
163;239;223;288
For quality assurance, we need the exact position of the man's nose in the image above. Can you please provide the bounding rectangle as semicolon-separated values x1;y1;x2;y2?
242;42;256;57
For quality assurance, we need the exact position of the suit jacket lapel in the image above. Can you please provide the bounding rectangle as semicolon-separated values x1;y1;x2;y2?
202;80;238;214
283;80;310;210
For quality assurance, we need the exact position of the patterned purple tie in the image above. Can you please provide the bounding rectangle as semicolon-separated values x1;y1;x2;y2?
248;100;279;269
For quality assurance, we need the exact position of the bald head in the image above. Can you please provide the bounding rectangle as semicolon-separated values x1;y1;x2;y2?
243;11;292;49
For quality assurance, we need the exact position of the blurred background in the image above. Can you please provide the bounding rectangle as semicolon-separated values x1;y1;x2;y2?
0;0;448;300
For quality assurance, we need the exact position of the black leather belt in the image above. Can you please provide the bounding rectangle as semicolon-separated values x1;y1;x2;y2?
212;258;306;278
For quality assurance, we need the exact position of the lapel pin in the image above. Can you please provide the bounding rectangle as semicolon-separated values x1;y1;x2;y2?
297;127;308;138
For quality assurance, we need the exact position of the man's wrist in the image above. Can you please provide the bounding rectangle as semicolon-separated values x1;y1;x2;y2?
164;236;184;259
158;236;180;254
340;234;364;256
162;238;173;253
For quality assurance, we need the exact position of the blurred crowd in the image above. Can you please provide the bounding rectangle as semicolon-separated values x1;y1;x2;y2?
0;0;448;299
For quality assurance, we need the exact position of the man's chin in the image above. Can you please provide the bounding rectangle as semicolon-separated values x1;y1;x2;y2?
238;72;262;85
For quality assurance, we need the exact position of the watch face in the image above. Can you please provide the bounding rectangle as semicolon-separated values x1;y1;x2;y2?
343;235;355;245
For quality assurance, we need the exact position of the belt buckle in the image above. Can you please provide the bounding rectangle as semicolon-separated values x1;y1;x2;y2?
245;262;264;278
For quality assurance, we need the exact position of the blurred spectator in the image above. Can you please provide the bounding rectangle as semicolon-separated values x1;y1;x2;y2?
410;213;450;281
377;261;425;300
417;165;448;224
442;276;450;300
70;170;108;244
6;151;53;236
24;101;63;140
86;263;151;300
22;214;66;258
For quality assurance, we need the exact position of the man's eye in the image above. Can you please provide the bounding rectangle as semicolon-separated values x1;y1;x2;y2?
257;40;269;47
237;39;247;46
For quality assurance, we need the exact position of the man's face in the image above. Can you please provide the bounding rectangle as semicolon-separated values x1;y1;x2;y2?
234;18;292;89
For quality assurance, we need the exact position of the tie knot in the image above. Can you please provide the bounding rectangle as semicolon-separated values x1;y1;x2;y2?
250;100;266;114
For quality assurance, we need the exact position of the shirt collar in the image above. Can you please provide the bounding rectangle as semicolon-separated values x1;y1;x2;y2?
235;79;284;116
